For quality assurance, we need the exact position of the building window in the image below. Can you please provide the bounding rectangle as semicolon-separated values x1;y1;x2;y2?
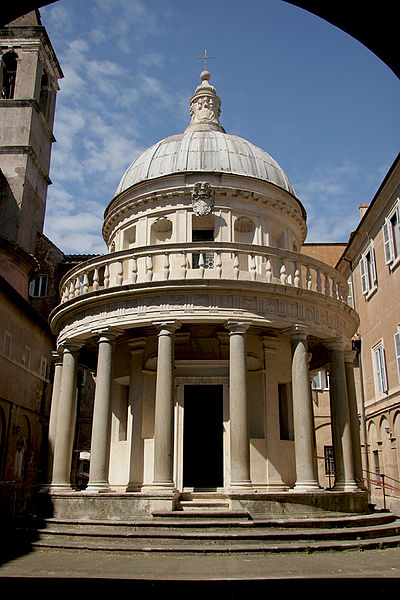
40;356;48;379
311;370;330;391
1;51;18;99
192;229;214;269
383;201;400;266
394;331;400;383
360;244;377;295
324;446;335;481
29;274;48;298
23;345;31;368
3;331;12;357
372;342;388;396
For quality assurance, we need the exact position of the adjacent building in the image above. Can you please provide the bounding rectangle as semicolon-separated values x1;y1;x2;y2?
337;154;400;514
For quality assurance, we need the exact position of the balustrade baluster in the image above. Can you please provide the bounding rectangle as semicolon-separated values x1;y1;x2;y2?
82;272;89;294
324;273;330;296
104;264;110;288
93;268;99;291
198;252;205;278
74;277;80;297
306;265;312;290
131;256;137;283
287;261;293;285
146;255;153;281
280;262;287;284
181;251;187;279
294;262;301;287
316;269;322;293
250;254;256;281
116;260;123;285
163;252;170;280
233;252;239;279
265;257;272;283
216;251;222;279
332;279;337;299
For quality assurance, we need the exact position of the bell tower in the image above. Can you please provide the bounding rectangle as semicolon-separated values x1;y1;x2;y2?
0;10;63;253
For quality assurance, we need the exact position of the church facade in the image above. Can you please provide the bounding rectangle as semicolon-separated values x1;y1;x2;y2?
46;68;367;518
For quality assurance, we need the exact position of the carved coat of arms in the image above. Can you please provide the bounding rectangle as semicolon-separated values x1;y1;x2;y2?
192;182;213;218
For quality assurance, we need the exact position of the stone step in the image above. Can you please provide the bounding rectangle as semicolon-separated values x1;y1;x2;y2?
152;510;250;519
25;518;400;540
22;510;396;531
25;533;400;554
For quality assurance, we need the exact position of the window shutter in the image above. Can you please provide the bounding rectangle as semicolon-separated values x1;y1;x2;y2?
360;256;368;294
383;221;393;264
370;247;377;285
381;347;388;393
394;332;400;383
374;346;383;395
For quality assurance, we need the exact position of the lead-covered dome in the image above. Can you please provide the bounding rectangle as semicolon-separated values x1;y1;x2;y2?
115;70;296;197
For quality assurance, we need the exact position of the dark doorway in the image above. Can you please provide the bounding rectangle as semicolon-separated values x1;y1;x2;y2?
183;385;223;488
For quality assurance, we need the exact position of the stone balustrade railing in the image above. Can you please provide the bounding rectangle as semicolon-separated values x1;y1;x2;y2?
59;242;349;305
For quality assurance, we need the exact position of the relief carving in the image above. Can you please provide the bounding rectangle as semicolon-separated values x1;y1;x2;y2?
192;182;213;217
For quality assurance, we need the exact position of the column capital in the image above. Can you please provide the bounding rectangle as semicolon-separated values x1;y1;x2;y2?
128;337;147;353
325;337;345;352
225;319;251;334
92;326;124;343
284;324;309;341
57;339;83;354
344;349;357;364
51;349;63;365
153;320;181;335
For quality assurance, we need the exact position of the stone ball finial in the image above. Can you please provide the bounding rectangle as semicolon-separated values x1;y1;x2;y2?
201;70;210;81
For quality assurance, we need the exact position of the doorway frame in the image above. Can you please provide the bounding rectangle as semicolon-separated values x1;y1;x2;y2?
174;377;229;492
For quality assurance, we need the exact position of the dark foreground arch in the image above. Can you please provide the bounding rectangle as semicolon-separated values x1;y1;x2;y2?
0;2;399;78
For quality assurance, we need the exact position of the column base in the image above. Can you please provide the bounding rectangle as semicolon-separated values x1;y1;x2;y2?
142;482;176;495
84;482;113;493
333;480;360;492
47;483;76;494
228;481;253;493
292;481;321;492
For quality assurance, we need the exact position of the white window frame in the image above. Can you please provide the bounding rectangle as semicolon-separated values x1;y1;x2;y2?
394;331;400;384
360;243;377;296
383;200;400;268
372;342;388;396
311;370;330;391
29;274;48;298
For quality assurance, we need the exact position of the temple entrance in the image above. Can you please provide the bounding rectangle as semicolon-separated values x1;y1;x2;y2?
183;385;223;488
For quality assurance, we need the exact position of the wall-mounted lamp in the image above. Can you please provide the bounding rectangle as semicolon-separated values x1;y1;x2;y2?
385;424;392;437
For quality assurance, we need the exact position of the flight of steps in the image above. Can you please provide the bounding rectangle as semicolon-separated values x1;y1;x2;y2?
10;503;400;554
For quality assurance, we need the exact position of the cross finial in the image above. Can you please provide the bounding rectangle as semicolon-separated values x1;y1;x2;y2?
196;49;215;71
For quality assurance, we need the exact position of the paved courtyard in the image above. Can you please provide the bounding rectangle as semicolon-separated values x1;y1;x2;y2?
1;546;399;597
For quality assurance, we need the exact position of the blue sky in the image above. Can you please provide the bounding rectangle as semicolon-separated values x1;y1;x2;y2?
40;0;400;254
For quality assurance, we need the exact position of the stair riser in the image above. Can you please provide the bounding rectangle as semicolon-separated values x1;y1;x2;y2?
29;537;400;553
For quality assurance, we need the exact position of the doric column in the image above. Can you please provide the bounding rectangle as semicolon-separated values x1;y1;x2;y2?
344;349;365;489
86;329;118;492
262;336;287;491
152;320;181;490
326;339;358;491
50;341;81;490
290;326;319;491
46;349;63;485
226;320;251;490
126;337;147;491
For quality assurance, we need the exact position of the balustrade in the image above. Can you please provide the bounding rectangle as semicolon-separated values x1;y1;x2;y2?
58;242;349;306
